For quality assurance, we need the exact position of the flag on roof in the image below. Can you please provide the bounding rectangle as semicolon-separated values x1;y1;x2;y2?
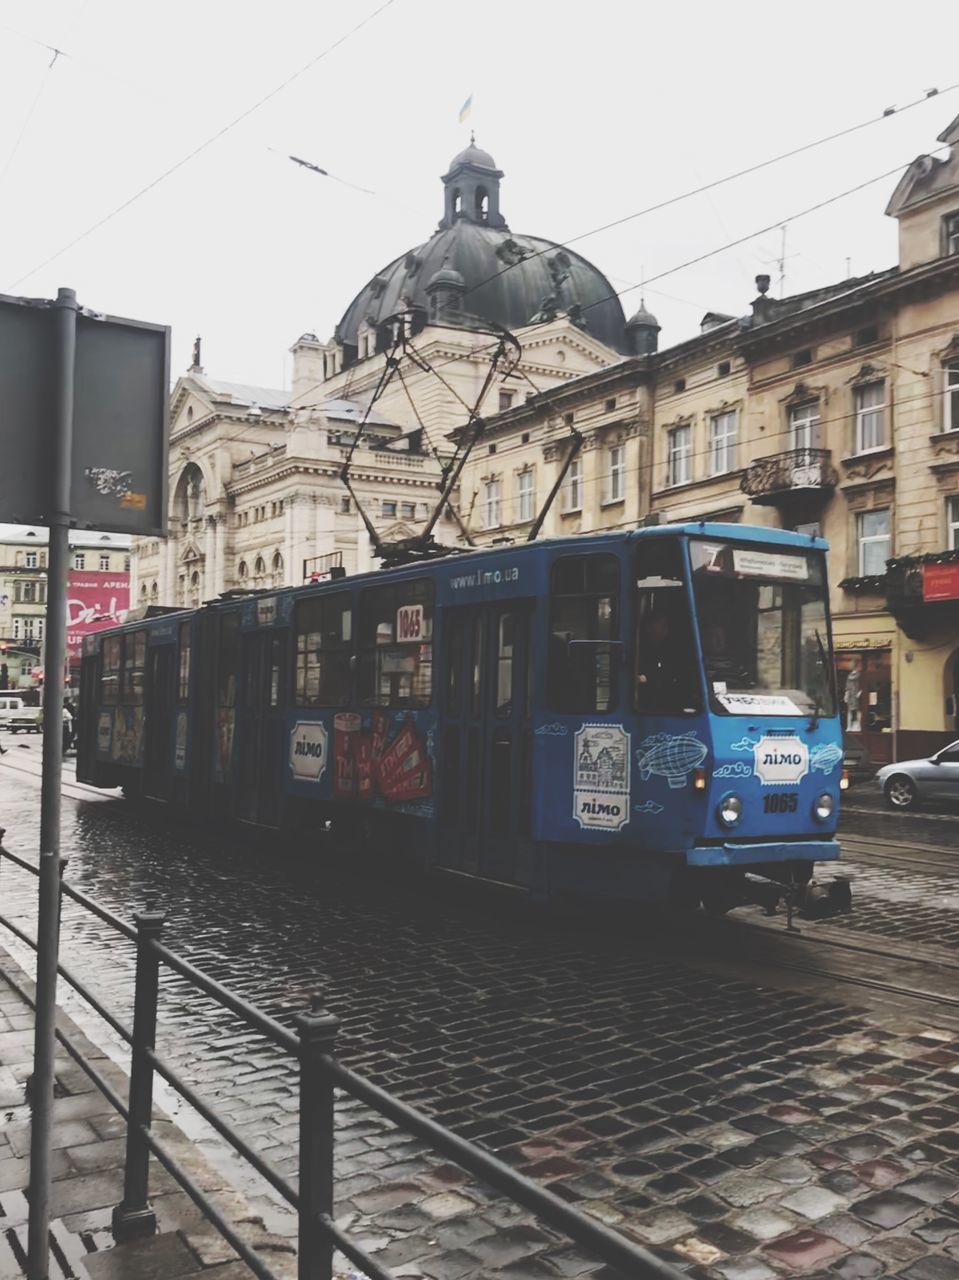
458;93;473;124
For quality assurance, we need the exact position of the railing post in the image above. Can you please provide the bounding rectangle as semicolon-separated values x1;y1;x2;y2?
295;993;341;1280
112;902;165;1243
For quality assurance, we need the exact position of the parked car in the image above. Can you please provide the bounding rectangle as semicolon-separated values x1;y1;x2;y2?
842;732;875;786
876;740;959;809
0;696;42;733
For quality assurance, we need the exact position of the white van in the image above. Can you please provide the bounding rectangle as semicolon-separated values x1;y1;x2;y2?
0;696;42;733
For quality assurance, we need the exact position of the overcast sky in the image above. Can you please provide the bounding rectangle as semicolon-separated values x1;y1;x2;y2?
0;0;957;394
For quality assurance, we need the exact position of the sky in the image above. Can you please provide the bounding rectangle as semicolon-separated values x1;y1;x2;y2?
0;0;957;395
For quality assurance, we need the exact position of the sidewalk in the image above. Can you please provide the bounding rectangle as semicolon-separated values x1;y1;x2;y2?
0;947;296;1280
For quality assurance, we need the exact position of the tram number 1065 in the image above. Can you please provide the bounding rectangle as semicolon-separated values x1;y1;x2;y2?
763;792;798;813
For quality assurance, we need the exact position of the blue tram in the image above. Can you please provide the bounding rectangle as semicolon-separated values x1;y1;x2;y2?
76;524;846;909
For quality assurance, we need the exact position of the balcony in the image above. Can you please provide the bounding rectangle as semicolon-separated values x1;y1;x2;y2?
740;447;838;509
885;551;959;640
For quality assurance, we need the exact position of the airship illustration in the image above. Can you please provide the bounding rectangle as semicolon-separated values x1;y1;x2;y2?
636;733;708;788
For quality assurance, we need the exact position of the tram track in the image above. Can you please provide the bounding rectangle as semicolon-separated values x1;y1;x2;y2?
839;833;958;875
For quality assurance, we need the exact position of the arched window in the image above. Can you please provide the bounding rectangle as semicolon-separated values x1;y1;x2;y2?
271;551;284;586
237;560;248;580
150;581;158;602
139;583;148;602
173;463;206;525
452;189;462;217
475;188;489;221
189;571;201;607
254;556;266;583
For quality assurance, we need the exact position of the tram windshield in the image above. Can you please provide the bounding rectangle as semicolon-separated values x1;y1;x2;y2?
689;539;836;717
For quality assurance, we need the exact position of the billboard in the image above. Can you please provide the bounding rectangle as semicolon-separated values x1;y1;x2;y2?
922;562;959;603
0;293;169;535
66;570;131;658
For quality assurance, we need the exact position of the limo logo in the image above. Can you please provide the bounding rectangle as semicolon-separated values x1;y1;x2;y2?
574;724;630;831
290;721;329;782
753;733;809;786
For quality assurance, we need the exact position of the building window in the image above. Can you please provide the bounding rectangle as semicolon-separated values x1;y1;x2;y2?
73;553;85;570
674;378;686;393
563;457;583;512
667;425;691;487
564;412;574;427
382;500;397;518
605;398;617;413
24;551;37;569
857;509;891;576
498;390;513;412
854;381;886;452
488;444;497;455
708;410;738;475
340;497;351;513
606;445;625;503
945;361;959;433
400;502;416;519
518;469;534;522
792;349;812;369
237;560;248;579
948;497;959;551
484;478;501;529
788;401;821;451
856;325;879;348
99;553;110;571
945;212;959;257
521;431;530;444
717;361;731;377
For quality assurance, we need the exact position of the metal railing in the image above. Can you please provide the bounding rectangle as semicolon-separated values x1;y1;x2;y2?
0;845;684;1280
740;446;838;500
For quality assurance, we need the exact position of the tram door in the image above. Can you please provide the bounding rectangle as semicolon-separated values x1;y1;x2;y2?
237;631;287;826
439;604;533;885
143;645;175;800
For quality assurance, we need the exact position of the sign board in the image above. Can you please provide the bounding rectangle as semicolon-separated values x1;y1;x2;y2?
752;733;809;786
256;597;277;626
732;549;809;581
0;293;169;534
396;604;425;643
922;562;959;603
290;720;329;782
65;571;131;657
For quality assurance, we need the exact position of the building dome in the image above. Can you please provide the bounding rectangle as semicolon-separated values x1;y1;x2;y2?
333;143;629;361
627;300;659;329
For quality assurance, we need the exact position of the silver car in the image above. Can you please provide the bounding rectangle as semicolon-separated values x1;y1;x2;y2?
877;740;959;809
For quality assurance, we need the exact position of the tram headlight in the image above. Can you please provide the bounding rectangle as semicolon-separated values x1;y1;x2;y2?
813;793;834;822
718;793;743;827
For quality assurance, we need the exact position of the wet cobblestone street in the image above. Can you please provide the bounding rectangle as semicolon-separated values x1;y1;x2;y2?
3;754;959;1278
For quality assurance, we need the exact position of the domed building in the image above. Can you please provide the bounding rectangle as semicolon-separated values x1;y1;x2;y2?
329;141;633;365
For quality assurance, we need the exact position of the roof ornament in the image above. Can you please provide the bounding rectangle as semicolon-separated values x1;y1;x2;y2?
189;336;203;374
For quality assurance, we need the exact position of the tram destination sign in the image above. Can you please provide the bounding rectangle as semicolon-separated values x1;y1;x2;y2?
0;292;170;535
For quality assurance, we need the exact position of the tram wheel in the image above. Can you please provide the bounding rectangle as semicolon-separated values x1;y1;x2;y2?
884;774;917;810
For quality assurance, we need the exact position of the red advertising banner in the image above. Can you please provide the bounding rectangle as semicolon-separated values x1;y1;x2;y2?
922;562;959;603
66;571;130;657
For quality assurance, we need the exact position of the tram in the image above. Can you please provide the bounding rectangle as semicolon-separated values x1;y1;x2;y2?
77;523;846;911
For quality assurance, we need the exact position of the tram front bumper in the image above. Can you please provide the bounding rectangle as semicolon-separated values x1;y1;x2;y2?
686;839;840;868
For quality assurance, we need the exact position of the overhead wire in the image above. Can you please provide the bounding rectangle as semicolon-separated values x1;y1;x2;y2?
4;0;398;291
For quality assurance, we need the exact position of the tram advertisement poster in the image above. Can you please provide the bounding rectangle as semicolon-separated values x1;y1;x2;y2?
331;710;433;807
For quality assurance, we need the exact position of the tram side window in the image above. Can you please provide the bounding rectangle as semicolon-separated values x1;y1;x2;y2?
101;636;121;704
295;594;352;706
121;631;146;704
178;622;191;701
215;613;241;780
359;580;433;707
548;555;619;713
634;540;702;715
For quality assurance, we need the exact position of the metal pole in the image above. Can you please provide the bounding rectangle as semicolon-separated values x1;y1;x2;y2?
113;904;165;1241
27;287;77;1280
295;993;340;1280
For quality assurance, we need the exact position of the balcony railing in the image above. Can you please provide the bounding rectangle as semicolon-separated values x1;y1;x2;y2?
740;447;838;504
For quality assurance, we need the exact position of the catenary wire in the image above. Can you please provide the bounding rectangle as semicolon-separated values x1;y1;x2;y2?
3;0;398;291
280;141;952;424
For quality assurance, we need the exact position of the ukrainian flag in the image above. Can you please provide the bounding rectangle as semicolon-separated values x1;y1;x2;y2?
458;94;473;125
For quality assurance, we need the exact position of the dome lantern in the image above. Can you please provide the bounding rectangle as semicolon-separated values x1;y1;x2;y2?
439;134;507;230
626;298;661;355
425;261;466;321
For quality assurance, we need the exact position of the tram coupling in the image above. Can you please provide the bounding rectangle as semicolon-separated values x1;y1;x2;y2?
743;872;852;930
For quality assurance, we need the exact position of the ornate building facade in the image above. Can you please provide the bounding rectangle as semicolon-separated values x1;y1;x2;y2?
134;141;643;604
459;113;959;763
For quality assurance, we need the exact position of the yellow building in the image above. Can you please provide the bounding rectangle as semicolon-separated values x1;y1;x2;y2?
460;114;959;763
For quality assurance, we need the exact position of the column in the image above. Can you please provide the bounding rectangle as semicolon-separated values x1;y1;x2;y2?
203;518;216;602
213;513;228;596
285;495;297;586
163;535;177;606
